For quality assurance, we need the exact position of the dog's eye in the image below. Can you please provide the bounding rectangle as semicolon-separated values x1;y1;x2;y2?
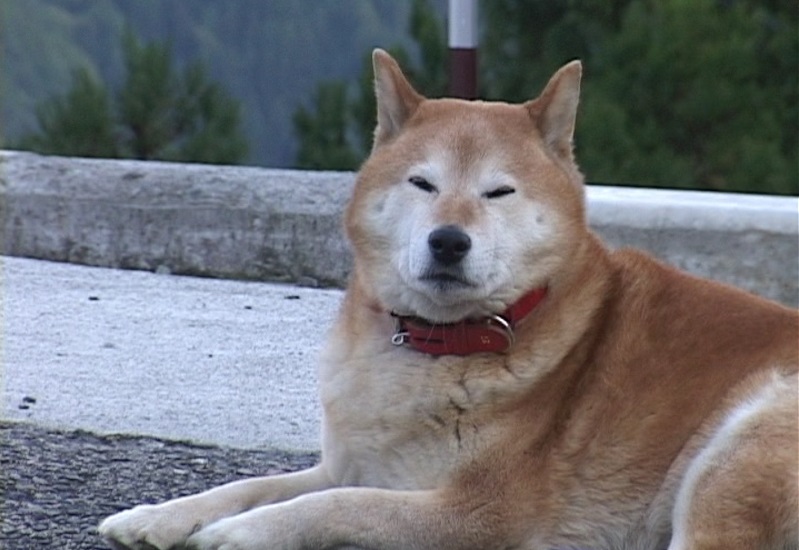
408;176;438;194
483;186;516;199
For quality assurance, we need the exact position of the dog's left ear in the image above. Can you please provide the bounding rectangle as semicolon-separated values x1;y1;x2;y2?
525;61;582;160
372;49;424;147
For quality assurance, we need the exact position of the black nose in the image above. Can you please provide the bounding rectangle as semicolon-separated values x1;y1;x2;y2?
428;225;472;266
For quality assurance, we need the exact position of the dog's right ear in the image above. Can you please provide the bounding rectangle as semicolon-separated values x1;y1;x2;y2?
372;49;424;147
525;60;582;161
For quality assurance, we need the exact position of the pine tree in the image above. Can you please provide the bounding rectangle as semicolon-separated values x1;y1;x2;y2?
295;0;796;195
481;0;798;194
293;0;445;170
293;82;359;171
17;30;248;165
16;68;118;158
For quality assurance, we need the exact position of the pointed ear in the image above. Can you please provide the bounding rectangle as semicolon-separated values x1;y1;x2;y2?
525;60;582;159
372;48;424;147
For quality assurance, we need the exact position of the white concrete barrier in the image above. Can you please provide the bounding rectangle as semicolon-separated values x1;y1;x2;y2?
2;150;797;305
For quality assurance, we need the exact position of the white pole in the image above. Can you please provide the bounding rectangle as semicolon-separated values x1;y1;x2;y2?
448;0;478;98
448;0;477;49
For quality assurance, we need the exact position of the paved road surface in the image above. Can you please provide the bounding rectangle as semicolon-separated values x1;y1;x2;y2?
4;255;343;451
3;256;340;548
0;421;319;549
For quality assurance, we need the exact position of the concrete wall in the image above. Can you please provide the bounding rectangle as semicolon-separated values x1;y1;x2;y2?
2;150;797;306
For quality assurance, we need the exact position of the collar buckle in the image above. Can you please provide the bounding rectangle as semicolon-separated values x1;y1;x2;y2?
485;313;515;348
391;330;409;346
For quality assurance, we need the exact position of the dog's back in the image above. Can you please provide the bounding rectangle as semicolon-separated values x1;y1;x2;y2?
598;250;798;549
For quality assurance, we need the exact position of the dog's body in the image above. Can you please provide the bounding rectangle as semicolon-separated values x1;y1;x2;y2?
100;50;798;550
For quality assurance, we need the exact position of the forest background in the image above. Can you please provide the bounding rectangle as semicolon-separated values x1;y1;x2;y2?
1;0;796;194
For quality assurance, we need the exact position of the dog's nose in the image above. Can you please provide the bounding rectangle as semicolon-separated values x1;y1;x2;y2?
428;225;471;265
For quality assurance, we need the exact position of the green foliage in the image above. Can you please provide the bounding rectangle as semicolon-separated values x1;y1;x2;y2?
16;68;118;158
407;0;447;95
293;82;359;170
293;0;446;170
4;0;415;166
0;0;103;146
173;64;249;164
481;0;798;195
581;0;796;193
296;0;796;194
117;29;177;159
16;30;248;164
5;0;795;193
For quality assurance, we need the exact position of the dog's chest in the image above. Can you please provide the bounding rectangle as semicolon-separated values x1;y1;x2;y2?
319;346;504;489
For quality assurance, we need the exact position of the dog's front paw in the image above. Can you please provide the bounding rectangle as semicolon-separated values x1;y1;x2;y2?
185;517;256;550
185;508;300;550
99;503;201;550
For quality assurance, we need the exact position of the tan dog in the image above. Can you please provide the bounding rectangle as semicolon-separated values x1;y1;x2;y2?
100;49;798;550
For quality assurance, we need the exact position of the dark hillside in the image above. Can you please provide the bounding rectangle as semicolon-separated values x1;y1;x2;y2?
1;0;424;166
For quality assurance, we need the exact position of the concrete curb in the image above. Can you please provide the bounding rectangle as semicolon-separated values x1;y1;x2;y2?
1;151;353;287
2;150;797;305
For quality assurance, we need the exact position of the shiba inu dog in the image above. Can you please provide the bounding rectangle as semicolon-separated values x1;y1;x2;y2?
100;49;798;550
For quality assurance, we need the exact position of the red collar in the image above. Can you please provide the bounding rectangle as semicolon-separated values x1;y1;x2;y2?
391;287;547;356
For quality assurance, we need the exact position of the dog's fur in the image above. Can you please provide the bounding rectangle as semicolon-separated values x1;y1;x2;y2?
100;50;798;550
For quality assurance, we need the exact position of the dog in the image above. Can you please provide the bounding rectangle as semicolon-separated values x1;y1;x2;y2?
100;49;798;550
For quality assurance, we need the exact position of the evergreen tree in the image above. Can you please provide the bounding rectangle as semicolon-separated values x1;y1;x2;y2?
293;82;359;170
293;0;445;170
16;68;118;158
296;0;796;195
117;30;177;160
173;63;250;164
481;0;797;194
17;30;248;165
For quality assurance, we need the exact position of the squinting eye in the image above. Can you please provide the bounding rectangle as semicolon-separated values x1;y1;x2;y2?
408;176;438;194
483;186;516;199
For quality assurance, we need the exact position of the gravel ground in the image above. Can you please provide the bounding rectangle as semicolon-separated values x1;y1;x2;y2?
0;421;320;550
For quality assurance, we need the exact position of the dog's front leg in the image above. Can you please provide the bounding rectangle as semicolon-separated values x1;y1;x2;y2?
99;465;333;550
186;485;508;550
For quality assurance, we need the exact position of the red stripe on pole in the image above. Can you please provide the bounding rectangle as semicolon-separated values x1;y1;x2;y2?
449;48;477;99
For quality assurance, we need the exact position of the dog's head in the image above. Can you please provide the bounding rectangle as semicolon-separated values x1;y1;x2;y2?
346;49;588;323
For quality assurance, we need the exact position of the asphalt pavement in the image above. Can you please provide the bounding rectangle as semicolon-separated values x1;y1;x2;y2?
0;420;320;550
3;255;343;452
